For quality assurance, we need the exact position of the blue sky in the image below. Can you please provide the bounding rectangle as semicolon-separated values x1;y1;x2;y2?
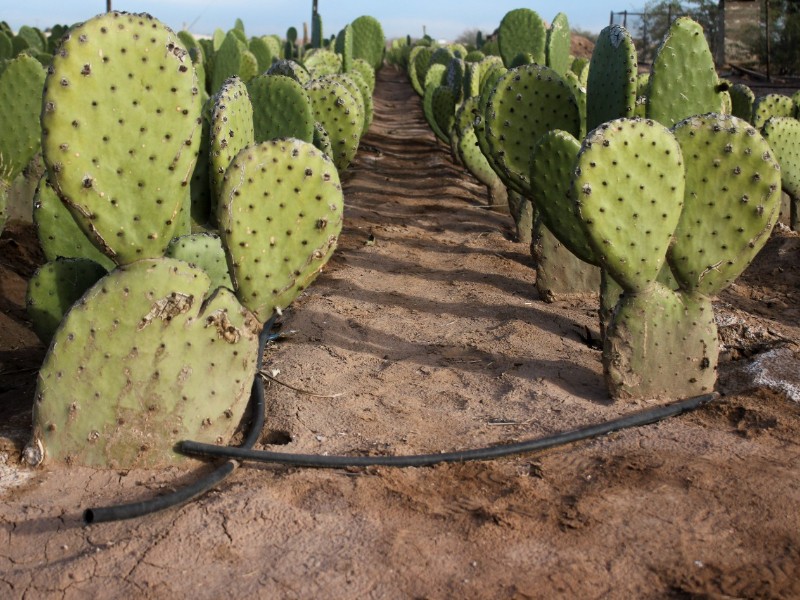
4;2;637;41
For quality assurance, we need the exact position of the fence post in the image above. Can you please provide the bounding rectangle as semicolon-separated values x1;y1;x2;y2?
765;0;772;81
623;10;628;29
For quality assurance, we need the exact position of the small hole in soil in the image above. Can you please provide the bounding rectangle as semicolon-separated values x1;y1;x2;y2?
261;430;292;445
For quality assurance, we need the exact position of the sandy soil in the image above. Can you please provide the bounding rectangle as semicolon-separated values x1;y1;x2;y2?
1;66;799;599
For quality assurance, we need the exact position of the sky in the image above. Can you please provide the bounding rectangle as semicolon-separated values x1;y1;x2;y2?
3;1;639;41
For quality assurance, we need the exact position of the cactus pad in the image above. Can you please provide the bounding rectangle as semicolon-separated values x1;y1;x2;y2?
0;54;46;182
41;12;202;265
304;77;363;170
647;18;724;128
485;64;580;196
26;258;108;344
218;139;344;323
247;74;314;143
210;76;255;202
574;118;684;293
530;130;597;265
546;13;571;76
752;93;795;130
497;8;546;68
33;176;115;270
350;15;385;71
586;25;637;131
166;232;234;291
25;257;261;468
669;114;782;295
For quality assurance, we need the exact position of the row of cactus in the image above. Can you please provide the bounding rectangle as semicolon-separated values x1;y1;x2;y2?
15;10;383;469
397;11;790;402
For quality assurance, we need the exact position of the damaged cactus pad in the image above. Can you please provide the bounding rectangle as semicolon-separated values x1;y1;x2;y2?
25;258;261;468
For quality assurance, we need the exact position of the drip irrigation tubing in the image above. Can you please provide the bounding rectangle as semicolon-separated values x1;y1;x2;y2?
82;318;274;525
177;393;718;468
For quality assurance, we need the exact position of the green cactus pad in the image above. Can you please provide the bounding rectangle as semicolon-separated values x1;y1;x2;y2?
586;25;637;132
574;118;685;293
33;176;116;271
41;12;202;265
346;69;374;135
303;49;342;78
763;116;800;199
530;130;597;266
729;83;755;122
218;139;344;322
26;258;108;344
498;8;546;68
0;54;46;182
351;58;376;95
546;13;571;76
212;31;249;93
752;93;795;129
454;97;500;189
26;257;260;468
605;286;718;400
647;18;724;128
166;232;233;291
409;46;433;96
266;59;310;85
312;121;333;157
247;74;314;143
210;76;255;202
563;70;587;138
189;106;213;227
485;64;580;196
350;16;385;71
669;114;782;296
249;36;276;73
430;86;456;143
304;77;363;170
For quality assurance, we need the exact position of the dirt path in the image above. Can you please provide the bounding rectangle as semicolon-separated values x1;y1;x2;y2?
1;66;799;599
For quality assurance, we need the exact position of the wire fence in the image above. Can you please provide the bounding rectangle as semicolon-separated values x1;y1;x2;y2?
610;4;766;73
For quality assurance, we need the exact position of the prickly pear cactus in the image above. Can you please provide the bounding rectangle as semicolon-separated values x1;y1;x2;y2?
267;59;311;85
646;17;725;128
729;82;755;122
762;116;800;231
210;76;254;203
24;258;261;468
334;24;353;73
304;77;363;170
165;232;234;291
586;25;637;131
575;119;684;293
546;13;571;76
303;49;342;78
530;130;598;266
0;54;46;184
484;64;580;196
32;176;116;271
669;114;782;295
246;74;314;143
26;258;108;344
218;139;344;323
41;12;202;265
752;93;795;130
350;16;384;71
497;8;546;68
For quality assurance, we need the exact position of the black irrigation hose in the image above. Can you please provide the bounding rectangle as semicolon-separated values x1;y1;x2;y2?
178;392;719;468
83;319;274;525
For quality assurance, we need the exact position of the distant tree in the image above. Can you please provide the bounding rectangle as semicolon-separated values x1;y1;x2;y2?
759;0;800;74
454;28;482;48
637;0;720;59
